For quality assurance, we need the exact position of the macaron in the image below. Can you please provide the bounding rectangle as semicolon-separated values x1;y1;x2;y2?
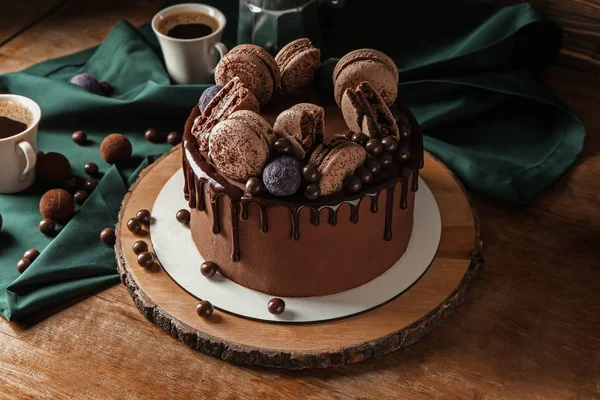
192;77;260;152
273;103;324;160
307;135;366;196
275;38;321;94
333;49;399;107
214;44;281;106
341;81;399;140
208;111;274;183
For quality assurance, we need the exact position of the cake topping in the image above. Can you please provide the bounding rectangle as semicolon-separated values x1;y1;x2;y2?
381;136;398;153
198;85;223;113
273;103;324;161
196;300;214;318
263;156;302;197
200;261;218;277
39;189;74;223
314;57;339;95
275;38;321;94
304;183;321;200
301;164;320;183
365;138;383;156
267;298;285;315
245;177;264;196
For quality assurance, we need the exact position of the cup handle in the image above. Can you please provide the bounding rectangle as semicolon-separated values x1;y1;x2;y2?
17;141;37;177
212;42;228;73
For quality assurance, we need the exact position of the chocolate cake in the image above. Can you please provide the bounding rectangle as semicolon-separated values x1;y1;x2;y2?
182;41;423;297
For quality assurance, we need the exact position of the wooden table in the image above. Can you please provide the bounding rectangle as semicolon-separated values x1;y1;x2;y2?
1;0;599;398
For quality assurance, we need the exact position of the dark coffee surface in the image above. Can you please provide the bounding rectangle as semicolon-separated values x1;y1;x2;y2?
0;116;27;139
167;23;213;39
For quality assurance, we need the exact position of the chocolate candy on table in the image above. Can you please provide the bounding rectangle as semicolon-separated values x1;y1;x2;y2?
40;189;74;223
136;209;151;226
39;219;56;235
98;81;113;95
23;248;40;262
62;177;78;193
273;137;293;156
396;146;411;162
379;153;394;169
302;164;320;183
267;298;285;315
127;217;142;234
84;162;99;177
144;128;162;143
84;179;98;192
304;183;321;200
74;190;88;205
245;177;264;196
167;131;182;146
132;240;148;255
355;166;373;183
381;136;398;153
351;132;369;146
365;138;383;156
176;209;190;225
137;251;154;268
200;261;218;277
36;152;71;185
72;130;87;145
100;133;132;164
196;300;214;318
100;227;116;245
17;258;31;273
365;157;382;174
0;214;2;230
344;175;362;192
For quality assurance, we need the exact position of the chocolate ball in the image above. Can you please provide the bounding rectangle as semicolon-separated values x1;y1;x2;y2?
343;130;356;140
17;258;31;273
133;240;148;255
245;177;264;196
167;131;182;146
344;175;362;192
0;214;2;231
40;189;74;223
365;139;383;156
23;248;40;262
267;298;285;315
136;209;151;226
365;157;382;174
100;228;115;245
36;152;71;185
355;166;373;183
199;85;224;113
196;300;214;318
381;136;398;153
314;57;339;95
351;132;369;146
62;176;78;193
137;251;154;268
98;81;113;95
127;217;142;234
302;164;320;183
273;137;293;156
379;153;394;169
201;261;218;277
399;124;412;140
100;133;132;164
304;183;321;200
39;219;55;235
74;190;88;205
84;162;99;177
263;156;302;197
72;130;87;145
176;209;190;225
84;179;98;192
144;128;161;143
70;73;100;93
396;146;411;162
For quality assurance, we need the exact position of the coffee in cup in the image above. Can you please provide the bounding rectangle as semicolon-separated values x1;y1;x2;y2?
156;11;219;40
0;101;34;139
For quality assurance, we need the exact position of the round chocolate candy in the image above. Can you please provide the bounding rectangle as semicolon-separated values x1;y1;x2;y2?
273;137;293;155
72;130;87;145
343;130;355;140
200;261;218;277
399;124;412;140
136;209;152;226
351;132;369;146
74;190;88;205
132;240;148;255
304;183;321;200
365;157;382;174
379;153;394;169
365;139;383;156
100;228;116;245
98;81;113;95
396;147;411;162
267;298;285;315
167;131;182;146
39;219;55;235
381;136;399;153
302;164;320;183
144;128;161;143
17;258;31;273
62;177;78;193
84;162;99;177
137;251;154;268
344;175;362;192
196;300;214;318
100;133;132;165
0;214;3;231
245;177;264;196
355;166;373;183
23;248;40;262
127;217;142;234
84;179;98;192
176;209;191;225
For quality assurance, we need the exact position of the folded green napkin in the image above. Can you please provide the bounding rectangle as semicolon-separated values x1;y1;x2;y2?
0;1;584;320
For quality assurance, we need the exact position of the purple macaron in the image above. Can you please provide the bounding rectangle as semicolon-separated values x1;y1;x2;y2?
263;156;302;196
199;85;224;113
70;73;100;94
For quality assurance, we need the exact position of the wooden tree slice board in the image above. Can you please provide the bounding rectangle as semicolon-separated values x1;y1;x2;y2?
115;146;483;370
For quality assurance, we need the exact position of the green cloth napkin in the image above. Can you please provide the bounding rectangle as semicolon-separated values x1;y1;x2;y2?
0;1;585;320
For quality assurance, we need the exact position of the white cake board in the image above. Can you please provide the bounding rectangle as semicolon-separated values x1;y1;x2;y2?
150;169;441;323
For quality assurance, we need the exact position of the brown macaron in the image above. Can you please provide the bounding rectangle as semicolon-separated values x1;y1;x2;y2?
214;44;281;106
192;77;260;152
308;135;366;196
275;38;321;95
333;48;399;107
341;81;399;140
273;103;324;160
208;111;274;183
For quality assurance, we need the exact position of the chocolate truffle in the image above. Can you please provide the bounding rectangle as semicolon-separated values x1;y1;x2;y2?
39;189;74;223
351;132;368;146
274;137;293;156
396;146;411;162
84;162;99;177
198;85;223;113
302;164;320;183
365;157;381;174
62;177;78;193
137;251;154;268
263;156;302;197
196;300;214;318
133;240;148;255
70;73;100;94
136;209;151;226
167;131;182;146
379;153;394;169
382;136;399;153
344;175;362;192
23;248;40;262
36;152;71;185
17;258;31;273
267;298;285;315
304;183;321;200
201;261;218;277
100;133;132;164
39;219;55;235
100;228;115;245
176;209;190;225
365;139;383;156
74;190;88;205
127;217;142;234
72;130;87;145
355;166;373;183
245;178;264;196
144;128;161;143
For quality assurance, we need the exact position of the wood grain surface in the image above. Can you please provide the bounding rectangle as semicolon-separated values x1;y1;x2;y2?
0;0;599;398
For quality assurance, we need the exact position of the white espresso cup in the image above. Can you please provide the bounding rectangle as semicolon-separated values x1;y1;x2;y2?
152;3;228;84
0;94;40;194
